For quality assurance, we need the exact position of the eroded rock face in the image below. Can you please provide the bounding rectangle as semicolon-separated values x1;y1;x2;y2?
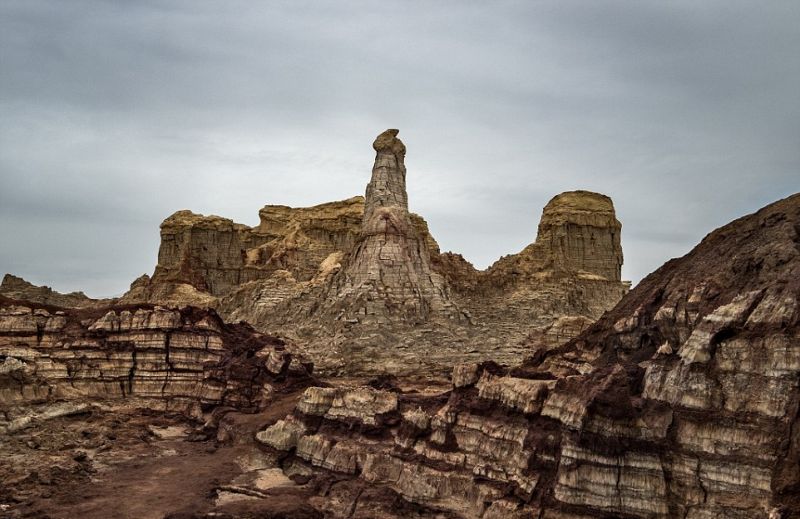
537;190;623;280
121;197;369;307
260;193;800;518
0;297;314;429
116;130;629;375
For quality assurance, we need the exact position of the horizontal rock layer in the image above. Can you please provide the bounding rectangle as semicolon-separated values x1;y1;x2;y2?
0;297;314;432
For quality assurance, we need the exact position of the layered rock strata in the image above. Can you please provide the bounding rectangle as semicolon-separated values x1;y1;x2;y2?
259;193;800;518
0;297;314;430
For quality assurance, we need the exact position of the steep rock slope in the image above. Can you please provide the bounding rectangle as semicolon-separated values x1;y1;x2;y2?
259;193;800;518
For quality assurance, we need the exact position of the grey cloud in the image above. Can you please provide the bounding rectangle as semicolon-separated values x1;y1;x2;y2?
1;0;798;296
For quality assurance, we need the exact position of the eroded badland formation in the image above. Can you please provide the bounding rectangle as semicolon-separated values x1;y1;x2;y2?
115;129;627;376
1;130;799;518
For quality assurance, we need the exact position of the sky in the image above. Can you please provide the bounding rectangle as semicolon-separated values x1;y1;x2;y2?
1;1;798;297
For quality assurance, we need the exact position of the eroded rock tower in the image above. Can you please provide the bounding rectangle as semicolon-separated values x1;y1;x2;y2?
328;129;461;323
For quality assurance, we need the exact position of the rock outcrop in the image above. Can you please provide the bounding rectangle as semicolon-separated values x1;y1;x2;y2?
537;190;623;280
259;193;800;518
0;274;106;308
116;130;629;375
0;297;314;428
120;197;369;307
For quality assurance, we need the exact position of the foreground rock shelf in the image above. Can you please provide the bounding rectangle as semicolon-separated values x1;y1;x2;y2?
0;300;314;423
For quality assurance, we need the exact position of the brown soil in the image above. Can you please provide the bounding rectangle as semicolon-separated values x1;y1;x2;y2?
1;391;317;519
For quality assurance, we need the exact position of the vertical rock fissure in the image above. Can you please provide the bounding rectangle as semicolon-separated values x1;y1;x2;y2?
127;347;137;397
161;331;173;397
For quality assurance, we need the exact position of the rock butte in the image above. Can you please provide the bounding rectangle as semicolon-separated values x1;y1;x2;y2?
2;129;798;518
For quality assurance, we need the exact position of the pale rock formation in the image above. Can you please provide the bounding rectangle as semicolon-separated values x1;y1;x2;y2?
325;129;462;323
121;197;370;308
536;190;623;280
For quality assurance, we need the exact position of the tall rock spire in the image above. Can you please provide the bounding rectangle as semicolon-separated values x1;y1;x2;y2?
328;129;460;323
364;129;408;217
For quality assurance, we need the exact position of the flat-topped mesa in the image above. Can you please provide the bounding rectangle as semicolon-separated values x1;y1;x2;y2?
536;190;623;281
329;129;460;323
155;210;251;295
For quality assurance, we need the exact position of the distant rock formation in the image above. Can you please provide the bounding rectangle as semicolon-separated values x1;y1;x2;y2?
259;192;800;518
0;274;106;308
113;129;630;375
540;190;623;278
122;197;366;305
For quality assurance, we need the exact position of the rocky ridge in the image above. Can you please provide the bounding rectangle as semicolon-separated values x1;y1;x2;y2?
257;193;800;518
0;274;107;308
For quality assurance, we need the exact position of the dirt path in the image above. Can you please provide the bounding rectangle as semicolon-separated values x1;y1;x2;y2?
6;390;312;519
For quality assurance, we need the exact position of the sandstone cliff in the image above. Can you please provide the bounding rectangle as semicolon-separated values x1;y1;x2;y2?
121;197;368;307
258;193;800;518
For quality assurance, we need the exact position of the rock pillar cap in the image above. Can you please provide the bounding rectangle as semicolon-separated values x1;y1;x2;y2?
372;129;406;159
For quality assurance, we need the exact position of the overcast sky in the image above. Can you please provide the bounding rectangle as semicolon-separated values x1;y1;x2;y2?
1;1;798;297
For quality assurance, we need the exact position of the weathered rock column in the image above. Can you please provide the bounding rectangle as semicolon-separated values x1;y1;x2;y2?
364;129;409;218
329;129;460;323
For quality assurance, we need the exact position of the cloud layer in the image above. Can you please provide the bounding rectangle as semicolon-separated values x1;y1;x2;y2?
1;1;798;296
